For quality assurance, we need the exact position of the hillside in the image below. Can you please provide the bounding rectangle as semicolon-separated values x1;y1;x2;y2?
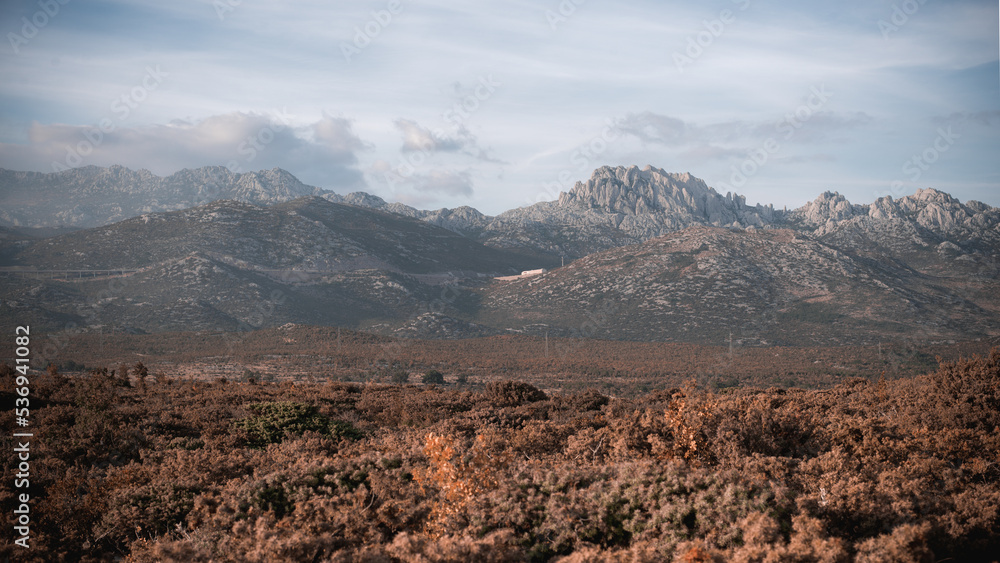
0;197;552;334
479;226;1000;345
470;165;1000;262
12;196;547;274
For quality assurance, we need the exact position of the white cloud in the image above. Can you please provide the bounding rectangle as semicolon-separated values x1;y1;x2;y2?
394;119;465;153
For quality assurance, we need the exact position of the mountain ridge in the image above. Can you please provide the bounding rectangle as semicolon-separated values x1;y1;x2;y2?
4;163;997;277
2;163;997;344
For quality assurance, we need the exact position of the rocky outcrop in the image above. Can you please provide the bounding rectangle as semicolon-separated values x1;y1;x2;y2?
784;188;1000;271
457;165;780;258
789;188;997;239
556;165;775;227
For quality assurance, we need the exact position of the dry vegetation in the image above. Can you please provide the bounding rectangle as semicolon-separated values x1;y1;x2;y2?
2;348;999;561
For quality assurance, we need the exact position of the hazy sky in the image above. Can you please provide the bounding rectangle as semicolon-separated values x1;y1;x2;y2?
1;0;998;214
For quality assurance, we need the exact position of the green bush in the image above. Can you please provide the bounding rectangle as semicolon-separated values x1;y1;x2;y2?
233;401;362;447
422;370;445;385
389;367;410;384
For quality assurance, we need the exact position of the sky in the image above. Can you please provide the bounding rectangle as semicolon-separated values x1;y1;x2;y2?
1;0;998;215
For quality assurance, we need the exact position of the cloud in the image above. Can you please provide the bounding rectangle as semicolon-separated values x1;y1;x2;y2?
392;118;505;163
0;1;995;211
394;119;465;153
677;145;747;161
312;114;370;152
0;112;370;190
932;110;1000;127
785;112;874;143
773;154;837;164
411;170;474;197
616;112;691;146
616;110;874;149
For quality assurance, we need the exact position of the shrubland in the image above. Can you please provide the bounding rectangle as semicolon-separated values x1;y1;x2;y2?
1;350;998;561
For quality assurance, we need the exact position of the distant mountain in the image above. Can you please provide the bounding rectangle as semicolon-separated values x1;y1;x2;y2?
0;165;325;228
785;188;1000;272
2;163;997;344
7;164;995;267
12;196;546;274
459;165;1000;263
329;164;999;266
464;166;775;258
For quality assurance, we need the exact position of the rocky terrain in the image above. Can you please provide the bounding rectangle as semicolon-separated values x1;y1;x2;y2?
470;167;776;258
479;226;999;345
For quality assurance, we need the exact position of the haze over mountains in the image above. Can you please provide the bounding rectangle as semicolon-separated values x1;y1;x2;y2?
1;164;997;345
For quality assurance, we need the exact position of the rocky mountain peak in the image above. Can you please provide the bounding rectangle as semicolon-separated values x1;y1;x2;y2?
338;192;390;209
558;165;715;215
553;164;773;231
794;191;859;227
909;187;958;205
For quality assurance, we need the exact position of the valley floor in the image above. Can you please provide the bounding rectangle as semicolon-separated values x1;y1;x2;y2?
25;326;999;395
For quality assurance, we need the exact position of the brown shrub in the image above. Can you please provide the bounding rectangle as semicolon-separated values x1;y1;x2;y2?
486;380;548;407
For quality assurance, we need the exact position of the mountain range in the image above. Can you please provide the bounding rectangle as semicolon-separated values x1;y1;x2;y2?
1;164;997;345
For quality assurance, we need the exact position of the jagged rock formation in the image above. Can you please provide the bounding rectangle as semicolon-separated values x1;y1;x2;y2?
557;166;774;228
782;188;1000;284
786;188;999;244
463;165;777;257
